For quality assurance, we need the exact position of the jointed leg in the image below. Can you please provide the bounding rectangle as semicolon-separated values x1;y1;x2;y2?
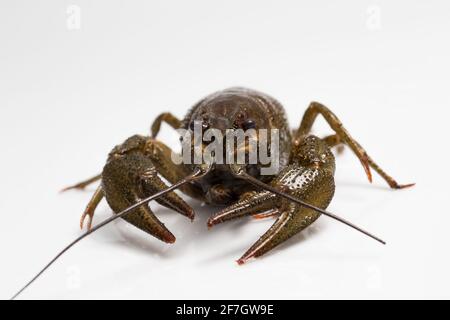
323;134;345;154
151;112;182;138
60;174;101;192
63;112;181;191
80;185;104;230
323;134;341;148
62;113;181;191
295;102;413;189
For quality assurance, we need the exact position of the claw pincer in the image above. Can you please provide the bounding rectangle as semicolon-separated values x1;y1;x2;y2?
208;136;336;264
102;135;194;243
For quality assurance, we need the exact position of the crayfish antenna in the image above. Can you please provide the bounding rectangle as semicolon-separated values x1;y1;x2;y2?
10;166;210;300
234;170;386;246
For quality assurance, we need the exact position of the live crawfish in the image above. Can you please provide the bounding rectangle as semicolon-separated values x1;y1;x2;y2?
12;87;413;299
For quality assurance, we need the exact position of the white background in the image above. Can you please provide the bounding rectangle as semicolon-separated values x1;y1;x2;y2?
0;1;449;299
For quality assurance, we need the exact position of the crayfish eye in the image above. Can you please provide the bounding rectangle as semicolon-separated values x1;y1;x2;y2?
242;119;256;130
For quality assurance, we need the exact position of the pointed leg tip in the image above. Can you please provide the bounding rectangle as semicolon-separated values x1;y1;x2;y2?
187;210;195;221
80;212;93;231
236;259;246;266
59;187;71;194
390;181;415;189
360;157;373;183
60;185;85;193
207;218;216;229
163;233;176;244
397;182;416;189
79;215;86;230
160;229;176;243
366;168;373;183
185;212;195;222
237;253;256;265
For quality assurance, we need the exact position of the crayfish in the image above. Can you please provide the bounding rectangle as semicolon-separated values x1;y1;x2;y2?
12;87;413;299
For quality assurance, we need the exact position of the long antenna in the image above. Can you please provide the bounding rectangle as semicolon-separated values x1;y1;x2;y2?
236;170;386;245
11;167;207;300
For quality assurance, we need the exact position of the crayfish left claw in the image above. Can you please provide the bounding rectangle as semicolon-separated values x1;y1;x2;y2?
210;150;336;264
211;136;336;263
237;211;293;265
236;165;336;264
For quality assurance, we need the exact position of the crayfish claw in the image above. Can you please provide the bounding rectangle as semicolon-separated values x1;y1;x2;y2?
101;148;190;243
207;191;276;228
